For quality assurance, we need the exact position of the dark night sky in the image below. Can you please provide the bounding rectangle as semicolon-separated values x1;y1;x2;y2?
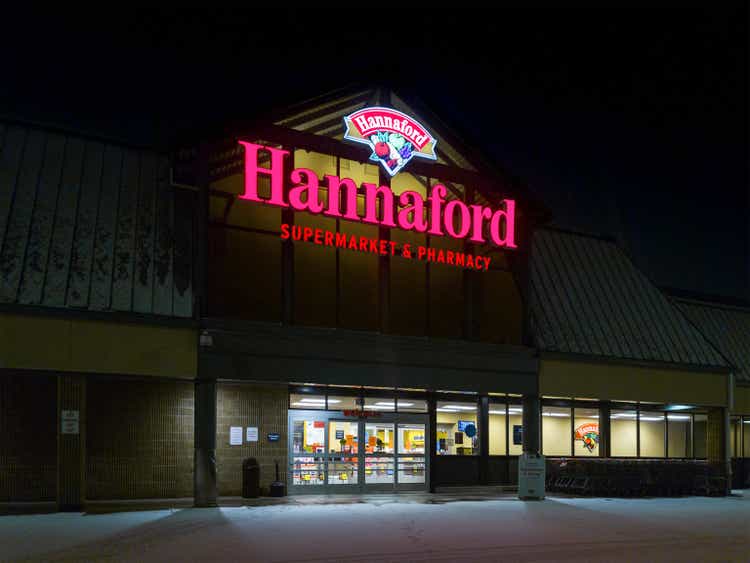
2;8;747;300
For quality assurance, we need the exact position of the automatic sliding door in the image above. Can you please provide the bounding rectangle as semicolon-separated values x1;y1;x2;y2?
364;422;394;486
290;417;327;487
397;423;426;488
328;420;359;486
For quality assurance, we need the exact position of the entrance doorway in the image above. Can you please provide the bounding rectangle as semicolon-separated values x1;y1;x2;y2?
288;411;428;493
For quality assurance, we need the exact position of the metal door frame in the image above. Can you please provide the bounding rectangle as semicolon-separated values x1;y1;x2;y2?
288;409;428;494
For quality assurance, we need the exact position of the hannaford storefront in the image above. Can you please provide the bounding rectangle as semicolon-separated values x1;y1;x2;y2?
0;86;746;510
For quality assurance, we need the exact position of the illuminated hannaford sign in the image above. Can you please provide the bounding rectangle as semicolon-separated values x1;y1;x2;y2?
342;107;437;177
238;141;516;271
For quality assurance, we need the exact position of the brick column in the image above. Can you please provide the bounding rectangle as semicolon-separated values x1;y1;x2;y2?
194;378;218;506
57;374;86;511
707;406;730;494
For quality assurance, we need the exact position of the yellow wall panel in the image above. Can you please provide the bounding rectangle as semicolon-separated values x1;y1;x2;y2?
0;313;196;378
733;385;750;415
540;358;728;407
0;314;72;370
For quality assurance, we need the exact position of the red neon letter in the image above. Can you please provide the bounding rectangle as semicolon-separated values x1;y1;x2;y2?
469;205;493;243
324;175;360;221
428;184;447;236
289;168;324;214
443;200;471;239
362;183;396;227
489;199;517;248
397;191;428;233
238;141;289;207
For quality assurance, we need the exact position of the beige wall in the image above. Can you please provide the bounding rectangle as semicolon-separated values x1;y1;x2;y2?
612;419;637;456
0;313;197;378
668;419;689;457
489;414;506;455
540;358;727;407
639;416;666;457
488;413;524;455
542;415;571;456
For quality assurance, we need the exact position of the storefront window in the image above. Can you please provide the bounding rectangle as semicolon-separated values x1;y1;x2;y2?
611;409;637;457
364;396;395;412
667;414;692;458
397;397;428;412
290;393;326;409
488;404;507;455
327;395;358;410
573;407;599;457
508;404;523;455
693;414;708;458
744;417;750;459
436;401;478;455
542;406;571;456
639;411;666;457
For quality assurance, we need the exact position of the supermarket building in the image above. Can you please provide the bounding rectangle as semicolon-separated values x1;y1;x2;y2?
0;86;748;510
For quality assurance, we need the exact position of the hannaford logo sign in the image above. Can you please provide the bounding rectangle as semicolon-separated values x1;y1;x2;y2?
574;423;599;452
342;107;437;176
238;141;516;272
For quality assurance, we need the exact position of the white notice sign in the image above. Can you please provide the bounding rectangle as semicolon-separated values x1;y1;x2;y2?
61;410;80;435
246;427;258;442
230;426;243;445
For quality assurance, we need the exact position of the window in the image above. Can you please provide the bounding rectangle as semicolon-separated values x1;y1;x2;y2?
573;407;599;457
667;414;692;458
542;406;572;456
397;397;428;413
327;395;358;410
290;393;326;409
364;395;394;412
611;409;637;457
639;411;665;458
744;417;750;459
436;401;478;455
508;404;523;455
488;404;507;455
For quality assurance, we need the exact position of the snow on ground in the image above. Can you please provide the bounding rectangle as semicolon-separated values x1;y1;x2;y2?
2;494;749;562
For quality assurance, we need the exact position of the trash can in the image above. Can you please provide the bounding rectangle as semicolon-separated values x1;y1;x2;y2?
242;458;260;498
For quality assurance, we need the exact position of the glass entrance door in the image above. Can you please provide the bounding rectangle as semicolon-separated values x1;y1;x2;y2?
328;420;359;487
288;411;427;493
364;422;395;487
